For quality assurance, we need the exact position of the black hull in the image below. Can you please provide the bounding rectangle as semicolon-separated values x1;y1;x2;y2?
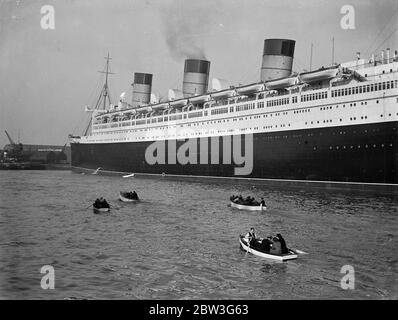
71;121;398;184
0;162;46;170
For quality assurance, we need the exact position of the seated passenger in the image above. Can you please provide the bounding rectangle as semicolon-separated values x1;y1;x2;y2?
270;237;282;255
276;233;288;254
99;197;110;208
93;198;100;208
261;238;272;252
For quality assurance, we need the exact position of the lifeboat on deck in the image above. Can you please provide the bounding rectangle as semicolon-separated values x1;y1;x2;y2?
189;95;211;104
211;89;236;100
299;66;339;83
151;103;170;111
170;99;188;107
236;83;265;95
266;76;299;90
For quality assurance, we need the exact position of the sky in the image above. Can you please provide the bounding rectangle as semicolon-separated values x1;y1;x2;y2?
0;0;397;146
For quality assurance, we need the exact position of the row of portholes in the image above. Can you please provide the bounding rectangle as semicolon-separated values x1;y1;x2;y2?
326;143;392;150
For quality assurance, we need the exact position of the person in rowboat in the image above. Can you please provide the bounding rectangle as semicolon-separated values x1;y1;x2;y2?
270;236;282;255
260;237;272;252
260;198;266;206
99;197;110;208
93;198;101;208
276;233;288;254
94;197;109;209
246;227;257;246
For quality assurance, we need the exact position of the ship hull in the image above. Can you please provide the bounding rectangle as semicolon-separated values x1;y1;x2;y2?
71;121;398;184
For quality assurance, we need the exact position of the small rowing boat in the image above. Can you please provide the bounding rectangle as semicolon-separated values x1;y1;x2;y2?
230;201;266;211
119;192;139;202
93;206;110;213
122;173;135;178
239;235;297;261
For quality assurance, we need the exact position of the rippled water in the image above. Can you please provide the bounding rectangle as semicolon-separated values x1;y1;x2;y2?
0;170;397;299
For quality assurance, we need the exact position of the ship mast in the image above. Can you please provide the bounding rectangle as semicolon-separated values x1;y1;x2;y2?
98;53;114;110
83;53;114;136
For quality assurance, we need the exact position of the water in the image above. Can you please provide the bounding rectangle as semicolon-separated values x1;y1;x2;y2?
0;170;397;299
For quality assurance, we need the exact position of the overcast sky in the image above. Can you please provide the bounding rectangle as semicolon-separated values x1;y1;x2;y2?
0;0;397;146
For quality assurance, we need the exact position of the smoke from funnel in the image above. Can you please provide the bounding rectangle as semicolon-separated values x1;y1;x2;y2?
161;0;216;60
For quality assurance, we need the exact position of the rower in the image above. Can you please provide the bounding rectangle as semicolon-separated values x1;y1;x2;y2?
260;198;266;206
246;227;257;246
93;198;101;208
99;197;110;208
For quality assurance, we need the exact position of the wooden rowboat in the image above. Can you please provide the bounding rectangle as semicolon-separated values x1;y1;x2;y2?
239;235;298;261
119;192;139;202
230;201;266;211
93;206;110;213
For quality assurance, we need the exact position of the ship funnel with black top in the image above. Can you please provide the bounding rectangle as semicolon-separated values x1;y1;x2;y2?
261;39;295;82
182;59;210;97
132;73;153;107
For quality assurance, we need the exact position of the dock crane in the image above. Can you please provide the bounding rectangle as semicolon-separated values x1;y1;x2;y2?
3;130;23;159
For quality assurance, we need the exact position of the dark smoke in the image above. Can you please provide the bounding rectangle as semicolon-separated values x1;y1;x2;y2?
161;0;215;60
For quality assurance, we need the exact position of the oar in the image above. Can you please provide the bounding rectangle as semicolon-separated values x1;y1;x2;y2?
245;237;250;256
84;203;93;210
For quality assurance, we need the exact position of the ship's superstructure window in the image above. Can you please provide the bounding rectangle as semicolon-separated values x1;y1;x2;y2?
211;107;228;115
331;80;398;97
266;97;289;107
236;103;255;112
170;114;183;121
188;111;203;118
301;91;327;102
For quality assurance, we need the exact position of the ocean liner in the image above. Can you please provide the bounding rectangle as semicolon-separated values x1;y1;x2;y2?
70;39;398;185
